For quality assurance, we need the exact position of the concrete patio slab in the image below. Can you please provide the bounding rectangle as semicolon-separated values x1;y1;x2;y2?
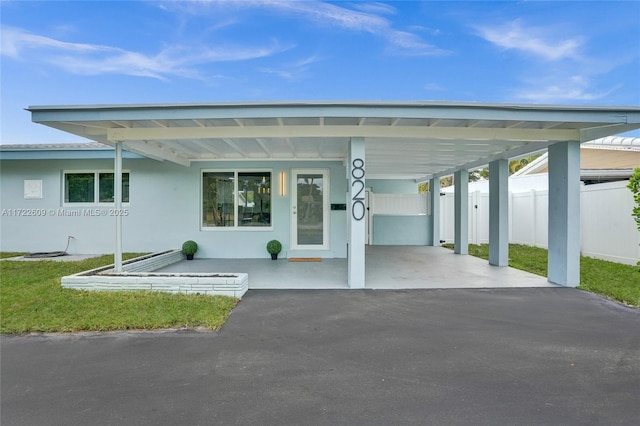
156;246;555;289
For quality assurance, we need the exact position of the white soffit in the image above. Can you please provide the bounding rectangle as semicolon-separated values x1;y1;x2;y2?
28;101;640;180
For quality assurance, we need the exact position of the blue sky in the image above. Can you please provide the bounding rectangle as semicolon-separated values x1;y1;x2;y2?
2;0;639;144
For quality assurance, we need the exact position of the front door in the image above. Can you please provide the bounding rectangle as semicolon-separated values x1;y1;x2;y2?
291;169;329;250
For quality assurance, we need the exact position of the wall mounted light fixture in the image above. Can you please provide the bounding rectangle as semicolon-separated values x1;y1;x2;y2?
279;171;287;197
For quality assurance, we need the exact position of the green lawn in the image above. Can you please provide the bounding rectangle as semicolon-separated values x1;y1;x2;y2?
444;243;640;308
1;254;239;334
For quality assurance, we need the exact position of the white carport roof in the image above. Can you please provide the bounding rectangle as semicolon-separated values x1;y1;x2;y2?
27;101;640;181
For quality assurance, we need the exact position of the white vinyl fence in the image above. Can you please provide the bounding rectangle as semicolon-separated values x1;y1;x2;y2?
439;180;639;265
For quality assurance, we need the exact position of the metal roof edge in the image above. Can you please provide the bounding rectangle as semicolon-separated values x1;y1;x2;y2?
0;142;112;151
26;100;640;113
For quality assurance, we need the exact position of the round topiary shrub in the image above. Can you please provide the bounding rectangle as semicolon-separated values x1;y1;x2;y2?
266;239;282;254
266;240;282;260
182;240;198;260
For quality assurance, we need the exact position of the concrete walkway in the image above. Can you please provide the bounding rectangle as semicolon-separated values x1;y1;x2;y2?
157;246;554;289
2;289;639;425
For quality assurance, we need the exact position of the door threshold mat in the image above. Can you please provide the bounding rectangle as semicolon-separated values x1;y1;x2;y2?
288;257;323;262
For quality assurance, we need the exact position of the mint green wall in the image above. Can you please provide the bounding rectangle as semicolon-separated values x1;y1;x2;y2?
1;158;436;254
373;216;431;245
0;158;348;258
367;179;430;246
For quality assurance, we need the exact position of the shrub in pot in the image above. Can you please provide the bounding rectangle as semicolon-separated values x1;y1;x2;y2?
182;240;198;260
266;240;282;260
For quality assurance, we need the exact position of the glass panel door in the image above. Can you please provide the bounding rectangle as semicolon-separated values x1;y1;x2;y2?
291;169;329;249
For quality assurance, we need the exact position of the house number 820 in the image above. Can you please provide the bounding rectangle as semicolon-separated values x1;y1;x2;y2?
351;158;365;220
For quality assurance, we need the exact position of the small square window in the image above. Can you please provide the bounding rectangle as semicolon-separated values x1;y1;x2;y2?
65;173;95;203
99;173;130;203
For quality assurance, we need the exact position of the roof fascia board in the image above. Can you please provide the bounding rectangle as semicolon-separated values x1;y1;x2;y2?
30;102;640;124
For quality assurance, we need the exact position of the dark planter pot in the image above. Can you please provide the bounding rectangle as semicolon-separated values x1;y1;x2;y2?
270;253;278;260
186;254;194;260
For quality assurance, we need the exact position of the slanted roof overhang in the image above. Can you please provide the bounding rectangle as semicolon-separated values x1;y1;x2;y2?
27;101;640;181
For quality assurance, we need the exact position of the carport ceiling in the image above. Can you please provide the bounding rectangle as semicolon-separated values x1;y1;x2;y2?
28;101;640;181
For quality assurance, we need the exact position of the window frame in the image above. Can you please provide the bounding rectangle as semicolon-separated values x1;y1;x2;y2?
201;168;273;231
62;170;130;206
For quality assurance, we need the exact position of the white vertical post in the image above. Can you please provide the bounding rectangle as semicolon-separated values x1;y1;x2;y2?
454;170;469;254
489;159;509;266
114;141;123;272
429;177;440;246
548;141;581;286
348;137;366;288
531;189;537;246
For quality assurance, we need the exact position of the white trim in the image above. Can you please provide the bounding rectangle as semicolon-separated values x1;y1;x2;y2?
200;168;274;231
290;168;330;250
365;188;373;245
62;169;131;207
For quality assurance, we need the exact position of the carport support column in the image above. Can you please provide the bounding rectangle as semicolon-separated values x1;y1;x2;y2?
114;141;123;272
454;170;468;254
489;159;509;266
548;141;581;287
348;137;366;289
429;177;440;246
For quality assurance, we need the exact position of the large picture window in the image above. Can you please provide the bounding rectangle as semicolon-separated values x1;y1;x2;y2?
64;171;130;204
202;170;271;228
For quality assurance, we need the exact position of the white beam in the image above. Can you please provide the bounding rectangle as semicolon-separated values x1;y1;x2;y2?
190;139;223;157
123;141;191;166
114;142;123;272
417;141;552;182
222;138;249;156
580;124;640;142
454;170;469;255
107;125;580;142
429;178;441;246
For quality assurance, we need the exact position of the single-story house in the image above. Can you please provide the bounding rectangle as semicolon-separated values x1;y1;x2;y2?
1;101;639;288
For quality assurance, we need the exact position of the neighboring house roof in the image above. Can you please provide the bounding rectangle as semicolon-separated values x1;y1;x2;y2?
512;137;640;183
1;142;111;150
0;142;144;160
583;136;640;150
25;101;640;181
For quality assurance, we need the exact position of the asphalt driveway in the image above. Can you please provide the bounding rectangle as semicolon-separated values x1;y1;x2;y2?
2;288;639;425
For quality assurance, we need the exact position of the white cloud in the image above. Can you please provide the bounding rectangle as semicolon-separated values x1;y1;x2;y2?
1;26;119;58
259;55;322;80
513;75;619;103
351;2;397;16
1;26;290;80
168;0;448;56
424;83;445;92
475;19;583;61
386;30;447;56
